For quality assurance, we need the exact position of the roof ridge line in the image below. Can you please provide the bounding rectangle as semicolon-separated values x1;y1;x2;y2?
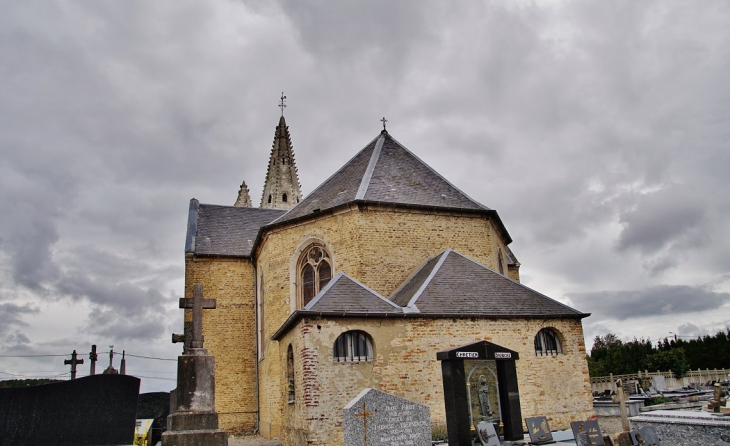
386;134;491;211
268;134;382;225
405;248;452;309
355;133;385;199
304;272;344;310
342;272;401;309
447;249;585;315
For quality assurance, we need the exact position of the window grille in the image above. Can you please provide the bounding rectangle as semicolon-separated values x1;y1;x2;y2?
333;331;373;362
535;328;562;356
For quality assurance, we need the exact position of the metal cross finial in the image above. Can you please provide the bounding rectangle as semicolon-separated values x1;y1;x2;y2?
380;117;387;131
279;92;287;116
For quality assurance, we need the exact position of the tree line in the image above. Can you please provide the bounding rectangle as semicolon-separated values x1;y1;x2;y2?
587;329;730;378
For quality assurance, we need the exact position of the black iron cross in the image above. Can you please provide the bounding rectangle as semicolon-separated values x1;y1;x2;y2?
380;117;387;131
355;402;374;446
178;284;216;349
279;92;287;116
64;350;84;380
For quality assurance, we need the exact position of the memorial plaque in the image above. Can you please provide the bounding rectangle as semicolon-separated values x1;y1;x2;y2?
525;416;555;445
637;426;661;446
570;420;604;446
343;388;430;446
476;421;500;446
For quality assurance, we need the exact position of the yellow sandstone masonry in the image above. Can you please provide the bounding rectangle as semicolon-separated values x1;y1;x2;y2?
277;317;593;446
186;256;258;435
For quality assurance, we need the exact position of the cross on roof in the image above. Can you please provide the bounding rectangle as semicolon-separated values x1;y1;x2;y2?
178;284;217;349
355;402;374;446
279;92;287;116
380;117;387;131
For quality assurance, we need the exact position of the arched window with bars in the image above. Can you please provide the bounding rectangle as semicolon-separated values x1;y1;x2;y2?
333;330;373;362
534;328;563;356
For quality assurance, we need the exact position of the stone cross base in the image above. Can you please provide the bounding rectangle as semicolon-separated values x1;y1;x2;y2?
161;429;228;446
163;350;228;446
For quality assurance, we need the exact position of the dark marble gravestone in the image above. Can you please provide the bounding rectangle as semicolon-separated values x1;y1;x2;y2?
343;388;430;446
437;340;522;445
638;425;661;446
0;374;140;446
525;416;556;445
570;420;605;446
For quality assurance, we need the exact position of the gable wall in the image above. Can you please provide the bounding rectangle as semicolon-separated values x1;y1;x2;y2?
281;316;592;446
187;256;258;434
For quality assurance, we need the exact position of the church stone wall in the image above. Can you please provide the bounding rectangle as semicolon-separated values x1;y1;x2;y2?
255;206;535;442
278;316;592;446
186;256;258;435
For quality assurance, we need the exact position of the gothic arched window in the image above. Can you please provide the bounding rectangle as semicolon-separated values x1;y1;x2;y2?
283;193;288;202
298;244;332;308
535;328;562;356
268;194;272;203
333;330;373;362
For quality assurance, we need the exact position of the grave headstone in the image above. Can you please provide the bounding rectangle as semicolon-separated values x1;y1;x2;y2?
652;376;666;391
343;388;430;446
162;284;227;446
476;421;500;446
570;420;605;446
525;416;556;445
637;426;661;446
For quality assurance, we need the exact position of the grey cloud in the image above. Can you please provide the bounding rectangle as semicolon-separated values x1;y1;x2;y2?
0;303;39;333
567;285;730;321
617;185;707;254
676;323;706;338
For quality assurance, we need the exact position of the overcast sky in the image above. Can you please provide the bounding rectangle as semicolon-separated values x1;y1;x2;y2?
1;1;729;393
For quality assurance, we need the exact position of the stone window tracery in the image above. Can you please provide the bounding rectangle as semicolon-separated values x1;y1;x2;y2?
333;330;373;363
298;244;332;308
534;328;562;356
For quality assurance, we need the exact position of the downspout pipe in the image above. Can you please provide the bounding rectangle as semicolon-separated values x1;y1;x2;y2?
253;263;260;435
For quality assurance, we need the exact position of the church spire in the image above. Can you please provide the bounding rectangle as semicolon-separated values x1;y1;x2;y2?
260;97;302;209
234;181;252;207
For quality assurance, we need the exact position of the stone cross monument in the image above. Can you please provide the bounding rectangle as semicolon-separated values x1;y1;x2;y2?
162;284;228;446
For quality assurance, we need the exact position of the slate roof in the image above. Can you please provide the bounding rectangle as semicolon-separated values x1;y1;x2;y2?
185;199;286;257
398;249;584;317
272;248;588;340
272;131;489;225
305;273;402;313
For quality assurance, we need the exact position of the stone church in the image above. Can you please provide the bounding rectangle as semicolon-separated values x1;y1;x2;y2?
182;111;594;445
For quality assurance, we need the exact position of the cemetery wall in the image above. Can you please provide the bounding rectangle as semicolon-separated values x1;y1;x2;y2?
187;256;258;435
278;315;593;446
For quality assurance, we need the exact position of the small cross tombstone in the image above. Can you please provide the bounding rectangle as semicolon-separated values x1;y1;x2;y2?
708;382;726;413
570;420;604;446
64;350;84;380
525;416;556;445
343;388;430;446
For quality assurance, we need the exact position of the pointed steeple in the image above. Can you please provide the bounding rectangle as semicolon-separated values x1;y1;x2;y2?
234;181;252;207
260;112;302;209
